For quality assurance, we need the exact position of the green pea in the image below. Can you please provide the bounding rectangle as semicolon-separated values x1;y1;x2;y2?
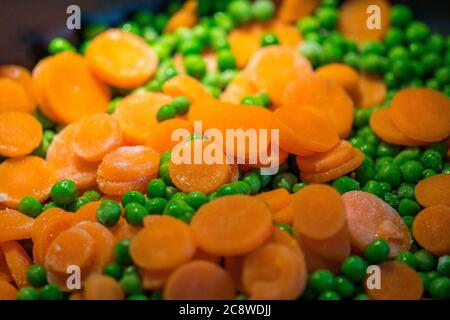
157;106;176;121
322;42;344;64
297;16;320;35
364;239;390;264
422;53;443;74
343;52;360;69
150;291;163;300
365;179;386;198
391;59;414;80
355;165;376;186
122;191;145;207
408;42;426;58
395;251;417;269
405;21;430;43
360;54;388;73
420;149;443;171
120;273;143;295
390;4;413;27
375;156;393;172
217;50;237;71
383;192;399;208
124;203;149;226
158;162;172;186
165;186;179;200
102;262;122;280
218;183;240;197
333;276;355;298
361;41;385;56
379;182;391;193
26;264;47;287
227;0;252;24
271;173;298;192
402;216;415;231
426;143;447;159
221;70;239;87
422;168;437;179
415;250;437;272
354;109;373;129
48;37;76;55
144;197;167;214
332;177;360;194
393;148;421;166
120;21;141;35
185;191;208;209
242;172;262;195
51;179;78;205
17;287;39;300
429;277;450;300
184;55;207;78
397;182;416;200
96;200;121;227
67;196;90;212
114;239;132;266
163;199;195;223
437;256;450;277
251;0;274;22
400;160;424;183
319;291;341;300
310;269;335;292
388;46;409;61
275;223;293;235
292;182;307;193
354;293;369;300
316;7;339;29
207;192;219;202
83;190;101;202
398;198;421;217
261;32;280;47
39;284;63;300
341;256;368;282
234;294;248;300
147;179;167;198
18;196;43;218
384;28;404;48
436;67;450;86
213;12;235;32
298;41;324;67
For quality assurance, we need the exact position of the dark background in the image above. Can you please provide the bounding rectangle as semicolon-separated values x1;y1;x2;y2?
0;0;448;67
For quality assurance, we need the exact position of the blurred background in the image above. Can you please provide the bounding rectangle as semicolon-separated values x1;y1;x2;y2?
0;0;448;67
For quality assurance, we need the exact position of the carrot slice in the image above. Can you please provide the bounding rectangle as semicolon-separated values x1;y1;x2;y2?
42;52;110;124
169;139;231;194
246;46;313;106
86;29;158;88
300;148;365;183
72;201;101;225
0;248;13;283
255;188;291;212
0;78;34;113
1;241;32;288
277;0;319;22
164;260;235;300
145;118;193;154
0;278;18;300
293;184;346;240
413;205;450;256
83;274;124;300
47;124;98;190
316;63;360;100
365;261;423;300
0;111;42;157
343;191;412;257
369;108;426;147
72;113;122;162
165;0;198;33
339;0;391;44
191;195;273;256
296;140;354;173
45;227;95;274
0;64;35;105
97;145;159;182
269;19;303;48
282;73;354;138
224;256;245;292
163;74;213;103
298;223;351;262
274;107;340;154
130;215;196;270
192;249;221;265
416;174;450;208
220;72;258;104
270;227;303;253
74;221;115;273
141;268;173;291
0;209;34;243
228;25;262;69
355;73;387;108
0;156;56;208
113;92;172;145
242;243;307;300
272;201;295;224
390;88;450;143
111;219;140;242
98;177;149;196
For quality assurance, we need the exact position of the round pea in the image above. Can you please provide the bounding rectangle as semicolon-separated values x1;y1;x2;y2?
251;0;274;22
363;180;384;198
103;262;122;280
51;179;78;205
398;198;421;217
390;4;413;27
333;276;355;298
310;269;335;292
364;239;390;264
400;160;424;183
261;33;279;47
406;21;430;43
217;50;237;71
147;179;167;198
18;196;43;218
120;273;143;295
242;172;262;195
397;182;416;200
96;200;121;227
332;177;360;194
395;251;417;269
383;192;399;208
429;277;450;300
144;197;167;214
26;264;47;287
121;191;145;207
39;284;63;300
437;256;450;277
316;7;339;29
83;190;101;202
415;250;437;272
184;55;207;78
341;256;368;282
185;191;208;209
227;0;252;24
48;37;76;54
17;287;39;300
420;149;443;171
114;239;132;266
124;203;149;226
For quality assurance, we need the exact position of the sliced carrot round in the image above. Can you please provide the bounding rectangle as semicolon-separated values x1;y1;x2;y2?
282;73;354;138
98;177;149;196
43;52;110;124
343;191;411;257
1;241;32;288
86;29;158;88
0;64;35;105
142;268;173;291
45;227;95;274
0;249;13;283
0;209;34;243
97;145;160;182
269;19;303;48
163;74;213;103
169;139;231;194
272;202;295;225
370;108;426;146
390;88;450;142
72;113;122;162
0;78;34;113
228;25;262;69
224;256;245;291
242;243;307;300
31;207;66;240
164;260;235;300
113;92;172;145
72;201;101;225
365;261;423;300
0;278;18;300
246;46;313;106
0;156;56;208
415;174;450;208
191;195;273;256
277;0;319;22
355;73;387;108
0;111;42;157
339;0;391;44
413;205;450;256
254;188;291;212
130;215;196;270
221;72;258;104
293;184;346;240
316;63;360;100
300;148;365;183
46;124;98;190
84;274;124;300
145;118;193;154
164;0;198;32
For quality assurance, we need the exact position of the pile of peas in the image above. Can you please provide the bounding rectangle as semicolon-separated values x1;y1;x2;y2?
12;0;450;300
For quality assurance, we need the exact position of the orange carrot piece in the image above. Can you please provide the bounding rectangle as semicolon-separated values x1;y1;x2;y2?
339;0;391;44
97;177;149;196
72;113;122;162
282;73;354;138
0;248;13;283
113;92;172;145
192;249;221;265
343;191;412;257
0;156;56;209
145;118;193;154
370;108;426;147
365;261;423;300
300;148;365;183
390;88;450;143
47;124;99;190
255;188;291;212
270;227;303;253
228;25;262;69
130;215;196;270
0;78;35;113
413;205;450;256
220;72;258;104
165;0;198;33
72;201;101;225
277;0;319;22
293;184;346;240
0;64;35;106
272;201;295;225
191;195;273;256
86;29;158;88
83;274;125;300
164;260;235;300
415;174;450;208
111;220;140;242
163;74;213;103
224;256;245;292
1;241;32;288
0;278;18;300
141;268;174;291
0;111;42;158
355;73;387;108
316;63;360;100
246;46;313;106
242;243;307;300
269;20;303;48
31;207;66;241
